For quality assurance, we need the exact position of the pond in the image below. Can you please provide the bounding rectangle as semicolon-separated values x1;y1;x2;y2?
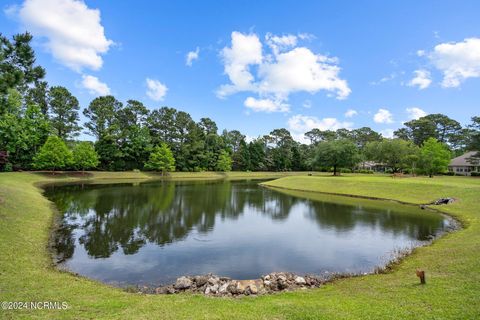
45;179;452;287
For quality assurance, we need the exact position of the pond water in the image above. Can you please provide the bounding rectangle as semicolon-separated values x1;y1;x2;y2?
45;179;451;286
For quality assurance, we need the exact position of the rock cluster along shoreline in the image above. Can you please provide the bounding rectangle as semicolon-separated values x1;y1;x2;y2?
143;272;325;297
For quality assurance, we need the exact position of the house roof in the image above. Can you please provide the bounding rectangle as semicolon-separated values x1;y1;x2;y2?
449;151;480;166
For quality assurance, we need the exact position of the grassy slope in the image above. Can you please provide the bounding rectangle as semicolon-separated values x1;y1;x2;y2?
0;172;479;319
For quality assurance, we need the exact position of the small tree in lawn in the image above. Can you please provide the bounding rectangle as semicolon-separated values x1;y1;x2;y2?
33;136;72;174
144;143;175;175
72;142;99;175
216;150;233;172
418;137;451;178
313;139;359;176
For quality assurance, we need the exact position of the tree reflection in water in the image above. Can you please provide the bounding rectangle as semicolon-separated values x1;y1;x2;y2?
45;179;449;284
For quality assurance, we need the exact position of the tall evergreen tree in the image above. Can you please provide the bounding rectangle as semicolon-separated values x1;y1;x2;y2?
48;86;81;140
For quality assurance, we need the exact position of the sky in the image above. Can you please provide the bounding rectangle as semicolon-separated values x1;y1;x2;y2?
1;0;480;142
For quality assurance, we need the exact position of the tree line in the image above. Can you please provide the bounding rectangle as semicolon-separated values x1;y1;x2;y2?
1;33;479;175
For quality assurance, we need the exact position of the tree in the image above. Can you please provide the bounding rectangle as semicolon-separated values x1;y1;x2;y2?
467;116;480;154
365;139;418;173
394;114;462;148
116;100;151;169
83;95;122;139
72;142;99;174
267;128;294;171
232;139;250;171
215;150;232;172
33;136;72;173
351;127;382;150
83;96;123;170
144;143;175;175
313;139;359;176
0;32;46;106
418;138;451;178
248;139;266;171
48;86;81;139
304;129;337;145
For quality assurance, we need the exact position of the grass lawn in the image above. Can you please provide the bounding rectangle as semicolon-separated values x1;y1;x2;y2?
1;172;479;319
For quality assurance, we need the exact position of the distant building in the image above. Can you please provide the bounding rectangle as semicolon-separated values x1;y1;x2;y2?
358;161;387;172
448;151;480;176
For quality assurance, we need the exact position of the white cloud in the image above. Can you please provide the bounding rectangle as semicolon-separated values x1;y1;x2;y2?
258;47;350;99
287;114;353;143
380;129;395;138
146;78;168;101
217;32;263;97
265;33;297;54
15;0;113;72
244;97;289;113
429;37;480;88
370;73;396;85
417;50;426;57
406;107;427;120
408;69;432;89
186;47;200;66
218;31;350;112
81;75;110;96
344;109;358;118
373;108;394;124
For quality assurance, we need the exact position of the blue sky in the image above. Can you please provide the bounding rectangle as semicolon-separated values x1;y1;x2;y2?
2;0;480;142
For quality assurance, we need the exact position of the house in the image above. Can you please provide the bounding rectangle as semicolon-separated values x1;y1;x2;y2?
448;151;480;176
358;161;387;172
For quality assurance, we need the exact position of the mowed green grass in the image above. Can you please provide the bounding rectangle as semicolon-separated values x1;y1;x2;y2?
0;172;479;319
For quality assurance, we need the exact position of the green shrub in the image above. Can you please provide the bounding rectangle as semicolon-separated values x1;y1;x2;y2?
471;172;480;177
4;163;13;172
357;169;374;174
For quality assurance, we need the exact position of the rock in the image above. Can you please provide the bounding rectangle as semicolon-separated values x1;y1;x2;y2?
277;274;287;282
227;281;238;294
263;274;271;281
174;276;193;290
208;276;220;285
194;275;208;287
431;197;455;205
295;276;306;285
247;284;258;294
236;279;263;295
156;286;176;294
218;282;229;294
205;283;219;295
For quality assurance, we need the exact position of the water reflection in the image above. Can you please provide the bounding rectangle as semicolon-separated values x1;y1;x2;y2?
45;180;449;285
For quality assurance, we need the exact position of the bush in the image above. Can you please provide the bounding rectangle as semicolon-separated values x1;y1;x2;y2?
357;169;374;174
471;172;480;176
340;168;352;173
442;171;455;176
4;163;13;172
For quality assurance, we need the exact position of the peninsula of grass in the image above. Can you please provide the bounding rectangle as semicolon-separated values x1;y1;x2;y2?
1;172;479;319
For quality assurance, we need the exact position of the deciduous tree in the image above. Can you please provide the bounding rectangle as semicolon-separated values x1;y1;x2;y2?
33;136;72;172
313;139;359;176
418;138;451;177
